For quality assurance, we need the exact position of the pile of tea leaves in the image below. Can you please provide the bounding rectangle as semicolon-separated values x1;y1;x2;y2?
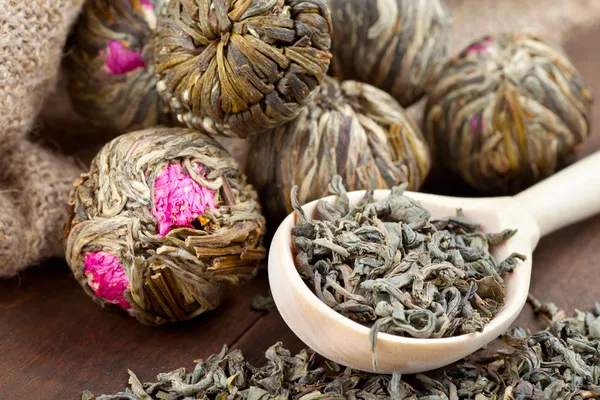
291;177;524;358
445;297;600;399
83;298;600;399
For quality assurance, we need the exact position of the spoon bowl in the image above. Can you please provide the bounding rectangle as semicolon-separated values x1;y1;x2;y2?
268;152;600;374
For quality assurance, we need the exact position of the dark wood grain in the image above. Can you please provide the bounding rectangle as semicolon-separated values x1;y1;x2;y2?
1;24;600;400
0;261;269;398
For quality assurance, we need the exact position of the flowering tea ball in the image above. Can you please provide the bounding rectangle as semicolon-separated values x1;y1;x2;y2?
154;0;333;138
327;0;450;108
65;127;266;325
425;33;593;194
66;0;167;133
246;77;431;222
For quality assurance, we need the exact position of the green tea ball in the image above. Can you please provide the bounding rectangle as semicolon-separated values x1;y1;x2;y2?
66;0;168;134
65;127;266;325
154;0;333;139
424;33;593;194
246;77;431;223
327;0;450;108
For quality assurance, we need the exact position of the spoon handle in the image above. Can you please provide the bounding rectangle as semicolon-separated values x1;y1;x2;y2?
515;151;600;238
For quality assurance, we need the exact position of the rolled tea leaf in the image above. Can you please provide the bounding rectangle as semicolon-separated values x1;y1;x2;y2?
66;0;168;134
246;77;431;222
154;0;333;138
425;32;593;194
65;127;266;325
327;0;450;108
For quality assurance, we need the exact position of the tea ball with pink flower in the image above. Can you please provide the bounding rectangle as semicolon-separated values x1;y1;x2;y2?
424;32;593;194
65;0;170;135
65;127;266;325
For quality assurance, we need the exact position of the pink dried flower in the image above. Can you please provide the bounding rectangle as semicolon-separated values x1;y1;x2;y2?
467;44;489;54
152;163;217;237
471;115;485;136
140;0;153;9
84;251;131;309
100;40;146;76
467;38;494;54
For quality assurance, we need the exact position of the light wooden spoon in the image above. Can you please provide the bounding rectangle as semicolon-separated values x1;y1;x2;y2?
269;152;600;374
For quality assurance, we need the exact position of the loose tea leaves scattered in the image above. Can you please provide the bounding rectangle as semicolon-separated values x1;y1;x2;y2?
83;342;412;400
65;127;266;325
252;292;276;312
328;0;451;108
291;177;524;364
443;297;600;399
82;299;600;399
154;0;333;138
425;32;593;194
246;77;431;224
66;0;168;134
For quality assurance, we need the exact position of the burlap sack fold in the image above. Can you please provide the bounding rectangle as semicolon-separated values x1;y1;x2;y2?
0;140;81;277
0;0;85;276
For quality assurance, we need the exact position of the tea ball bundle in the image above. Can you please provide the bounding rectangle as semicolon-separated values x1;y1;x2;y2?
246;77;431;222
327;0;450;108
154;0;333;138
66;0;167;133
65;127;266;325
425;33;593;194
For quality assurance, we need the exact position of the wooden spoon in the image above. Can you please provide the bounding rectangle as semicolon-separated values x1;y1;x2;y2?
269;152;600;374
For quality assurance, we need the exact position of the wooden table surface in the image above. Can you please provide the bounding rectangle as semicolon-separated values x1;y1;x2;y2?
2;27;600;400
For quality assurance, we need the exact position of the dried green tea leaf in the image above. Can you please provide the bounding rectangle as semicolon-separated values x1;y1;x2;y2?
473;276;505;302
252;292;276;312
81;390;95;400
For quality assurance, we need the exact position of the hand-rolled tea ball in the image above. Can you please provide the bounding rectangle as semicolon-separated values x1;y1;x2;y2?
65;127;266;325
246;77;431;222
424;33;593;194
66;0;168;133
327;0;450;108
154;0;333;138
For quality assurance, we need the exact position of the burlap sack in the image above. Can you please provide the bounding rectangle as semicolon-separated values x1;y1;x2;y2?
0;0;84;277
0;140;82;277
